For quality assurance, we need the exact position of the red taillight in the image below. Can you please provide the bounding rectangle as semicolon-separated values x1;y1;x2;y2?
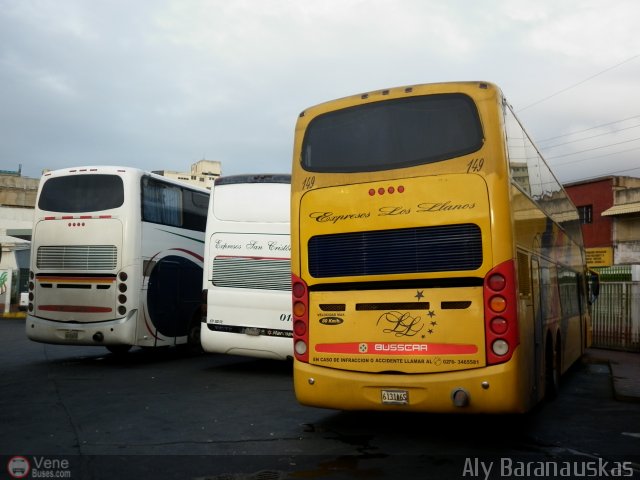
484;260;519;365
293;320;307;336
368;185;405;196
490;317;508;335
292;282;306;298
292;274;309;363
487;273;506;291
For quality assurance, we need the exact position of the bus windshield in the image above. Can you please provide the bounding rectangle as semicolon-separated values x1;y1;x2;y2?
302;93;484;173
38;174;124;212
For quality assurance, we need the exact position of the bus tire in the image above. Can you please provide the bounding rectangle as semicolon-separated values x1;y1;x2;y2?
184;314;204;355
544;335;560;400
106;345;132;355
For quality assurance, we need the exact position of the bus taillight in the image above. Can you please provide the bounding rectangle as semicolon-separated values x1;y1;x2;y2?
28;270;35;312
484;260;519;365
117;270;129;317
292;273;309;363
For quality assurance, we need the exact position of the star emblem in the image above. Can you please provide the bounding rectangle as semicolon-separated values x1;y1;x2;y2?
427;310;436;318
415;290;424;301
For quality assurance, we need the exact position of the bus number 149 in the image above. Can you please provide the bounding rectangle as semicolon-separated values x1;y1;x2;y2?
466;158;484;173
302;176;315;190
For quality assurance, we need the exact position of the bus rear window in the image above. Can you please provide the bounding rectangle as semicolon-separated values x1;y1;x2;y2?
38;174;124;213
302;93;484;173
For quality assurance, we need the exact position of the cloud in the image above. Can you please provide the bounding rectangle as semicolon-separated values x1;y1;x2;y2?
0;0;639;182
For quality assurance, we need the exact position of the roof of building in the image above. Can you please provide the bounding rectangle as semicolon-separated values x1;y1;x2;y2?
601;201;640;216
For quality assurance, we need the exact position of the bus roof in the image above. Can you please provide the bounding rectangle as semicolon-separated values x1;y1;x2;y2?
40;165;210;194
215;174;291;186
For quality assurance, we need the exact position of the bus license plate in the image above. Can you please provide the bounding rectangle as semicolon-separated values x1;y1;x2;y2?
381;389;409;405
64;330;79;340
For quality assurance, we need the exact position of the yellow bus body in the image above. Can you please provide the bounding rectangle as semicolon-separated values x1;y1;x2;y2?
291;82;590;413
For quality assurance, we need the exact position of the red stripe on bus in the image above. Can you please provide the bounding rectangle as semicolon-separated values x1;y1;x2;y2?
39;305;113;313
170;248;204;262
315;342;478;355
38;276;115;283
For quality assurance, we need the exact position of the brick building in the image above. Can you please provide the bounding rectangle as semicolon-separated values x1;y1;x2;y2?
564;176;640;268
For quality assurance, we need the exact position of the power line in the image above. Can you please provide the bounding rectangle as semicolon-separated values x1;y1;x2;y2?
517;54;640;113
540;123;640;150
567;165;640;183
551;145;640;167
537;114;640;145
546;137;640;160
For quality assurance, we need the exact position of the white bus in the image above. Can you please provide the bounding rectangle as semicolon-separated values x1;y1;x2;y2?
26;166;209;354
202;174;292;360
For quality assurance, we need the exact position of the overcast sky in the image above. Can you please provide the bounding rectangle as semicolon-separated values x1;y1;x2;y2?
1;0;639;184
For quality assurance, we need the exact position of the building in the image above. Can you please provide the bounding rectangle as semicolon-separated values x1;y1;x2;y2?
564;175;640;268
153;160;222;190
0;167;39;313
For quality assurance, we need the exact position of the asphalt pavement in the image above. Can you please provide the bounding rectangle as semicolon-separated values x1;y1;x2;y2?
584;348;640;402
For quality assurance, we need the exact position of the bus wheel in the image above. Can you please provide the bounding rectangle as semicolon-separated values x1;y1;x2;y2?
544;336;560;400
184;315;204;355
106;345;132;355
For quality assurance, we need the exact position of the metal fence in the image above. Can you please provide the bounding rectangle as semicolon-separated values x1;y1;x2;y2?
591;281;640;352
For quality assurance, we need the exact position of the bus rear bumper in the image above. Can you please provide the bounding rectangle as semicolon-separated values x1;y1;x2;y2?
25;311;138;347
203;288;292;360
293;349;531;413
200;325;292;360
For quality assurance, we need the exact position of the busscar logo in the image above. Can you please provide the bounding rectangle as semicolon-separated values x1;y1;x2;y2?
7;456;30;479
319;317;343;325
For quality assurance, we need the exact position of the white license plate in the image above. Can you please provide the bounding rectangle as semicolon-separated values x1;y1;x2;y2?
64;330;79;340
244;327;260;336
381;389;409;405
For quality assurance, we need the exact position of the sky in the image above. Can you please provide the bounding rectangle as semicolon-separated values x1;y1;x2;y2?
1;0;639;184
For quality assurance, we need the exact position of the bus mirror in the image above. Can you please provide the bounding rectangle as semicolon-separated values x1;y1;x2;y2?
588;270;600;304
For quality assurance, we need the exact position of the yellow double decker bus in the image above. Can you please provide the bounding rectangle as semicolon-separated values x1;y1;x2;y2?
290;81;593;413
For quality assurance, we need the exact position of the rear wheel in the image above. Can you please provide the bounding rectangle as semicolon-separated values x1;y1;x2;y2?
106;345;132;356
182;314;204;355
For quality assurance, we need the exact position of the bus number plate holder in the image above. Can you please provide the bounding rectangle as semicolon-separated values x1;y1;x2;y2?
64;330;79;340
381;389;409;405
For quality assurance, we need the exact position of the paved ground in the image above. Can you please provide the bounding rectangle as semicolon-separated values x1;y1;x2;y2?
584;348;640;402
1;317;639;479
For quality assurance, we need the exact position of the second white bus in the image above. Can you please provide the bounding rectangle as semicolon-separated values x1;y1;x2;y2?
201;174;292;360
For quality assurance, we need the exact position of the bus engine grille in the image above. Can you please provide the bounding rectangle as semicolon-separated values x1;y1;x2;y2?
36;245;118;270
212;257;292;291
308;224;482;278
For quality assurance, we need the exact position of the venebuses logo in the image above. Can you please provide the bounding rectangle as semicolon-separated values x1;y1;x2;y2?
7;456;30;479
7;456;72;479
